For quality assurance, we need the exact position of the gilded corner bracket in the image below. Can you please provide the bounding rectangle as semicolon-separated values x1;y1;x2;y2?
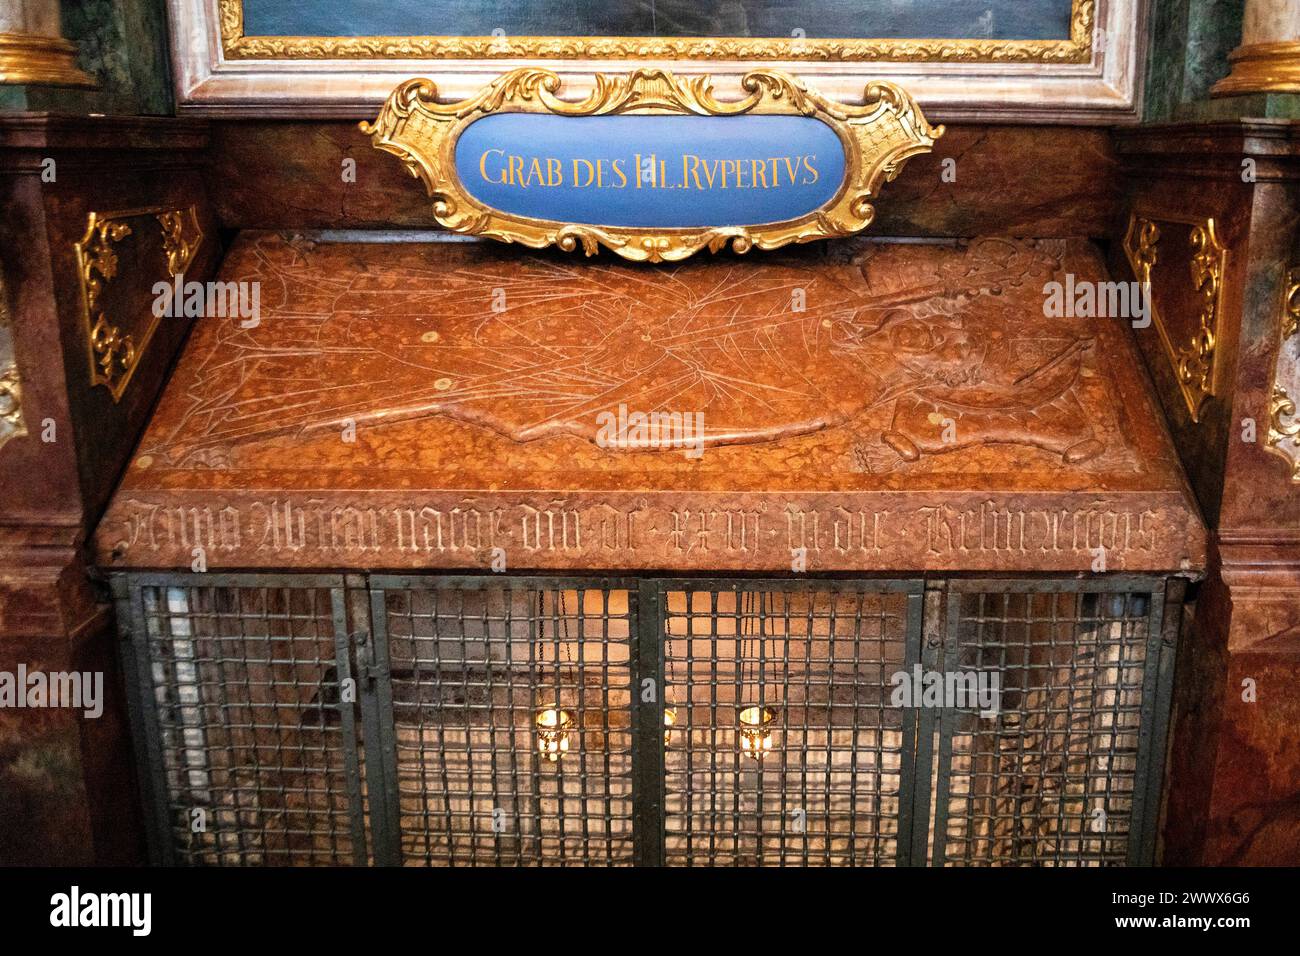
1265;267;1300;482
218;0;1094;64
76;205;204;403
362;68;941;263
1123;211;1227;423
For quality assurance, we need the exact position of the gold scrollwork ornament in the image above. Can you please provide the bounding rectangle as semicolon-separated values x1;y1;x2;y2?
158;209;200;276
1178;223;1224;415
75;206;204;403
1265;269;1300;482
363;68;942;263
79;218;136;395
1122;212;1225;423
0;368;21;433
0;273;25;450
1130;218;1159;278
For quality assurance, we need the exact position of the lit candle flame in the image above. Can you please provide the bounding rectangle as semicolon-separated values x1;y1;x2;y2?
535;707;573;762
738;705;776;760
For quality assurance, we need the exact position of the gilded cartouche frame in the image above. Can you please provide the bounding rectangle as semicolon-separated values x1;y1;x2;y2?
219;0;1095;64
361;68;942;263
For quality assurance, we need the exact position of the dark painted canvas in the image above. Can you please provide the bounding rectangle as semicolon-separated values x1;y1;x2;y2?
241;0;1075;41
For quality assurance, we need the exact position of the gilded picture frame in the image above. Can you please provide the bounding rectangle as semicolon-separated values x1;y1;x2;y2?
362;68;942;263
172;1;1148;121
219;0;1094;64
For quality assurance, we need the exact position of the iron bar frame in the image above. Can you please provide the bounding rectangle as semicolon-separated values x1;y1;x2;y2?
114;571;1183;867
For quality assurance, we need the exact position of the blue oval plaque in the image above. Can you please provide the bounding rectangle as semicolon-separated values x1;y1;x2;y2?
364;70;941;261
454;113;846;229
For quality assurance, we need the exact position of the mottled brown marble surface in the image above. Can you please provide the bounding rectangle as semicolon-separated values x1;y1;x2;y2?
1115;120;1300;866
95;232;1205;573
0;113;210;865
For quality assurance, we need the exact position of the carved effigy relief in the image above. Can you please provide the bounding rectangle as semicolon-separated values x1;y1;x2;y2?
142;236;1129;471
95;233;1204;573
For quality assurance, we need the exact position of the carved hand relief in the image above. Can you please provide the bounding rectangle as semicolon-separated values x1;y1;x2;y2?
362;68;941;263
1123;211;1227;423
1266;268;1300;482
76;206;204;402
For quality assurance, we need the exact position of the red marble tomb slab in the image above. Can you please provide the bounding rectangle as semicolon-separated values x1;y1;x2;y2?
94;232;1207;574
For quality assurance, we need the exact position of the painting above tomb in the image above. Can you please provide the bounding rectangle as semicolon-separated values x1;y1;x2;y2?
188;0;1134;119
222;0;1091;61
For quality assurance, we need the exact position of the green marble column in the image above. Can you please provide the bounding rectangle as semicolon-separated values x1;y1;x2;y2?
1;0;171;115
1145;0;1300;121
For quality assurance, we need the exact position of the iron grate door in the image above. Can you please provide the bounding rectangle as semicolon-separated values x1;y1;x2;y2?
112;574;368;866
654;579;925;866
923;577;1181;867
115;572;1180;866
363;575;638;866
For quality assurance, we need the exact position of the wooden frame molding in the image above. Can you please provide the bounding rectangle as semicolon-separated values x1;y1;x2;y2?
167;0;1149;123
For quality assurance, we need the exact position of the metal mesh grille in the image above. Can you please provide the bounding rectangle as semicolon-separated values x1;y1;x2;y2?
120;574;1176;867
381;584;634;865
661;585;912;866
936;588;1155;866
138;583;364;865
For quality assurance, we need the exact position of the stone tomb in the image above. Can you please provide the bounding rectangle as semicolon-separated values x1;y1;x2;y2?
96;232;1206;576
